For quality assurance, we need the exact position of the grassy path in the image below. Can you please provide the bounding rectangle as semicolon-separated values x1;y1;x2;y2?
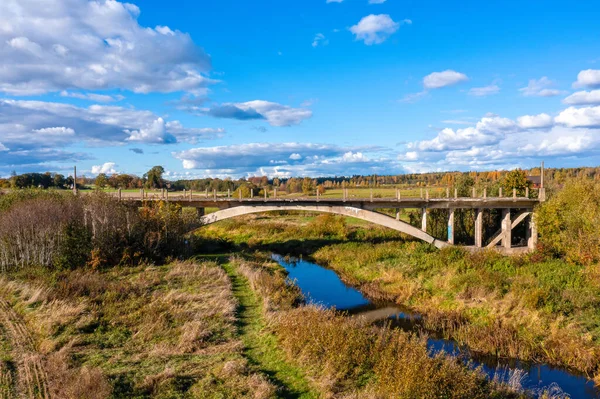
220;260;318;399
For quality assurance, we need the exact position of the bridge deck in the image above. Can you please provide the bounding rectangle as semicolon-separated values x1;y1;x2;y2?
121;197;539;210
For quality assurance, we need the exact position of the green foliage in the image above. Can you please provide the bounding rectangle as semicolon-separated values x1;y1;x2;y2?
144;165;165;189
501;169;532;196
306;214;347;239
537;177;600;265
53;221;93;270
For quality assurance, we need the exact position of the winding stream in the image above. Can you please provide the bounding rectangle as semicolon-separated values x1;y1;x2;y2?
271;254;599;399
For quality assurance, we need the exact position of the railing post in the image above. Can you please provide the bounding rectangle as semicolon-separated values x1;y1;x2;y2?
426;189;429;201
446;187;449;198
525;187;529;198
420;188;423;199
166;190;168;202
239;189;242;201
454;188;458;199
189;188;192;202
118;188;122;201
140;188;144;199
513;188;517;200
264;189;267;202
251;189;254;199
370;188;373;202
396;188;400;201
205;188;208;199
499;187;503;198
274;188;277;199
227;189;231;199
472;187;476;198
214;189;217;201
483;188;487;199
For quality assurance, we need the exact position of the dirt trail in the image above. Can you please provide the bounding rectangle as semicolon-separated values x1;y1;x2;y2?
0;299;49;399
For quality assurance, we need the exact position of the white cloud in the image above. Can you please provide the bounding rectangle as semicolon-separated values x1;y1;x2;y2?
0;142;8;151
555;106;600;128
350;14;407;45
0;99;223;156
312;33;329;48
60;91;125;103
519;77;563;97
0;0;213;95
400;91;428;103
573;69;600;89
368;0;387;3
563;90;600;105
468;84;500;97
91;162;118;175
198;100;312;127
423;70;468;89
517;113;553;129
173;143;389;177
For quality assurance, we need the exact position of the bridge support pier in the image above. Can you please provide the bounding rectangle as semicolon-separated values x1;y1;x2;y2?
395;208;400;221
421;208;427;232
475;209;483;247
502;209;512;249
527;214;537;250
447;209;455;244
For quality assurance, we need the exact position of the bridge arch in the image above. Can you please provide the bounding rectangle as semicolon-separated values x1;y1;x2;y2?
200;205;448;249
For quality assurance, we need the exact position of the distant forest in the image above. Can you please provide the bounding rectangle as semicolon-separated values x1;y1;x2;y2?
2;165;599;193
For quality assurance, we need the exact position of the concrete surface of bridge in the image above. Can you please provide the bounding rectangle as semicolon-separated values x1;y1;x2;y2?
116;188;543;254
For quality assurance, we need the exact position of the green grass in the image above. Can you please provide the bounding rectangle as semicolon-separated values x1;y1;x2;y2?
218;259;318;399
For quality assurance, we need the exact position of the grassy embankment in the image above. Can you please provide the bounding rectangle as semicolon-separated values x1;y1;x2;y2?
197;209;600;380
230;255;542;398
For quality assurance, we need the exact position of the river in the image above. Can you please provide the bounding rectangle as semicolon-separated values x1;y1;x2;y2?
271;254;599;399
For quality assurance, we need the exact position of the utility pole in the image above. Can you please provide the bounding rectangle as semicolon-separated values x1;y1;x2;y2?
73;166;78;195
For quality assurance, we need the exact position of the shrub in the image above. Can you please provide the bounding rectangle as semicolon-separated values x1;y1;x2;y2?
537;178;600;265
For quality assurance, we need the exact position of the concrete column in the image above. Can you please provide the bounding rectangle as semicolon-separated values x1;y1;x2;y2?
213;189;217;200
317;190;320;202
420;188;423;199
140;188;144;199
447;209;455;245
454;188;458;199
483;188;487;199
513;188;517;200
274;188;277;198
502;209;512;249
472;187;476;198
118;188;122;201
196;207;205;218
183;189;186;199
396;188;400;201
475;209;483;247
189;189;193;202
446;187;450;198
527;214;538;250
395;208;400;221
264;189;267;201
227;189;231;198
370;189;373;202
525;187;529;198
239;189;242;201
205;189;208;199
499;187;503;198
421;208;427;233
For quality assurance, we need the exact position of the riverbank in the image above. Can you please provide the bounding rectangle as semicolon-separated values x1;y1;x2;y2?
197;213;600;380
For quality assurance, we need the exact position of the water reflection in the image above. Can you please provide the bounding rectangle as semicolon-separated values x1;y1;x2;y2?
272;253;599;399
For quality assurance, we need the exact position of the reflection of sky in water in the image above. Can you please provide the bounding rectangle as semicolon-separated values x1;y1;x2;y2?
271;253;600;399
272;254;369;310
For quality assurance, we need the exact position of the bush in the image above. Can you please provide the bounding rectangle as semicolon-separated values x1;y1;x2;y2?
537;178;600;265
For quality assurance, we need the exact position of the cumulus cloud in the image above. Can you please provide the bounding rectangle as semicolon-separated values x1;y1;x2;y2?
519;77;563;97
0;99;223;169
399;107;600;171
350;15;409;45
573;69;600;89
563;90;600;105
555;106;600;128
468;84;500;97
91;162;118;175
423;70;468;89
172;142;390;177
517;113;553;129
0;0;213;95
197;100;312;127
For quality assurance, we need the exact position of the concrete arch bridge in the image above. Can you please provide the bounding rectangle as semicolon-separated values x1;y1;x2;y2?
122;191;542;253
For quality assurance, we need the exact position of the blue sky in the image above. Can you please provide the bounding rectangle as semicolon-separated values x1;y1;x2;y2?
1;0;599;179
